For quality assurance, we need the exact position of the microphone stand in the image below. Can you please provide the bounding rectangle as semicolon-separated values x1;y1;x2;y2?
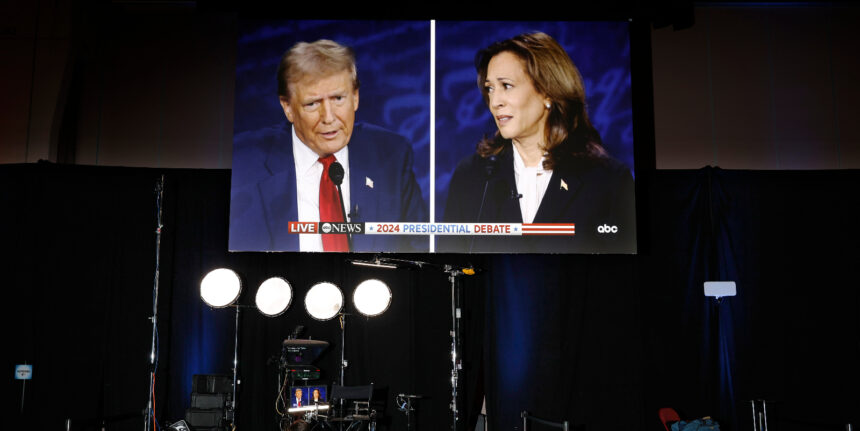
144;175;164;431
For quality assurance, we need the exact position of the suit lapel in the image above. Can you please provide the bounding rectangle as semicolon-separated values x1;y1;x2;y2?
346;124;376;222
534;166;582;223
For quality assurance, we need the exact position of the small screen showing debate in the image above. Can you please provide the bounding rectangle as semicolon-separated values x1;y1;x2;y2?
229;20;636;254
288;385;327;406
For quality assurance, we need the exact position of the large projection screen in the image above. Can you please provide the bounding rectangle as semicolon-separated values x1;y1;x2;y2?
229;20;636;254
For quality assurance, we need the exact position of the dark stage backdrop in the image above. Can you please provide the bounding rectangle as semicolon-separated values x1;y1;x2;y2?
4;164;858;431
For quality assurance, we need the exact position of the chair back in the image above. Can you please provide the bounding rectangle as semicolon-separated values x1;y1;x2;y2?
330;384;373;402
521;411;569;431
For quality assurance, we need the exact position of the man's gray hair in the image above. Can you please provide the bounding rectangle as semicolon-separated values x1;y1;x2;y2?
277;39;359;99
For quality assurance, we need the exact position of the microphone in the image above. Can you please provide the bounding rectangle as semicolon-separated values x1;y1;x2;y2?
471;155;499;253
483;155;498;179
476;155;499;220
327;160;352;251
476;155;498;222
328;161;345;186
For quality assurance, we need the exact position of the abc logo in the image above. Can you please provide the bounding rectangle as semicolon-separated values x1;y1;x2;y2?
321;223;332;233
597;224;618;234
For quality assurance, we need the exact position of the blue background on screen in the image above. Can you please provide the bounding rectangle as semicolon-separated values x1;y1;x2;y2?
434;21;634;221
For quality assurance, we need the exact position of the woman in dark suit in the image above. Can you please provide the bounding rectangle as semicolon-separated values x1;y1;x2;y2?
441;32;636;253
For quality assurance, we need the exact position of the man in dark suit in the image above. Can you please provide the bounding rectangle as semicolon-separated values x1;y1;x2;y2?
229;39;427;252
291;388;305;408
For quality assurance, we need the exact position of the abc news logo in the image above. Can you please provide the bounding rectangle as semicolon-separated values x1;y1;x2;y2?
289;222;364;234
596;224;619;234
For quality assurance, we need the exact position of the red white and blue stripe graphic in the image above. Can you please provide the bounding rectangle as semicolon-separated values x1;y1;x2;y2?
289;222;577;236
520;223;576;236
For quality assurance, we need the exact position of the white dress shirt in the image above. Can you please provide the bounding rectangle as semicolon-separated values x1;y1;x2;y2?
292;127;351;252
512;145;552;224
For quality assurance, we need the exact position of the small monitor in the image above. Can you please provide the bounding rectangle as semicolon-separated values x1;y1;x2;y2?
704;281;736;299
307;385;328;404
289;385;328;407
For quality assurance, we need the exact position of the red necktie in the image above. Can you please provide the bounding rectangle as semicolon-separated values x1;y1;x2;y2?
318;155;349;252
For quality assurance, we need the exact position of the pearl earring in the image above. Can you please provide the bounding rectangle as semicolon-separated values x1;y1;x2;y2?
545;102;551;109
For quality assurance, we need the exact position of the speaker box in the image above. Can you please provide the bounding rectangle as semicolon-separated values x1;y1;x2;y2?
191;392;227;409
191;374;232;394
185;408;224;428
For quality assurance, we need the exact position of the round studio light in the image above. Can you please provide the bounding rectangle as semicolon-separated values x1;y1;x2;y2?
352;279;392;317
304;282;344;321
200;268;242;308
255;277;293;317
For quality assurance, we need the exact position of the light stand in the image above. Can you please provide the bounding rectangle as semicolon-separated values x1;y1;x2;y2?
339;313;347;431
199;268;244;429
339;313;347;387
445;266;465;431
348;257;478;431
144;175;165;431
705;281;736;431
226;305;243;425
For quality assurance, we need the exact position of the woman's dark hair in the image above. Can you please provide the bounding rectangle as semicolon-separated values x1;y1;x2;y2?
475;32;607;169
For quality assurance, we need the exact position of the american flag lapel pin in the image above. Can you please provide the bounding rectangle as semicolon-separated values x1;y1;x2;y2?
366;177;374;189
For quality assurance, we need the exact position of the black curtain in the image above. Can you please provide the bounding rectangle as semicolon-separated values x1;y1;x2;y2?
483;254;641;430
4;163;162;430
5;164;859;431
637;168;860;431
